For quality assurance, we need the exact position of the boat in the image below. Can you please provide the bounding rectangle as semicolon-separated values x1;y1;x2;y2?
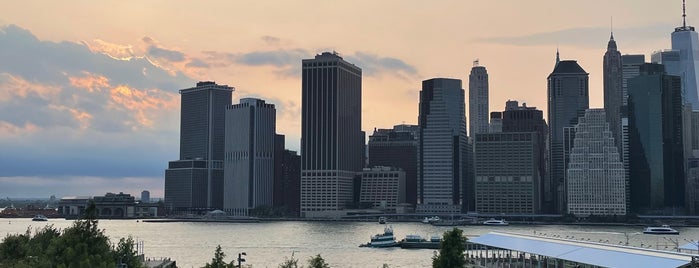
360;225;398;248
378;216;386;224
421;217;430;224
32;214;48;221
643;225;679;235
482;218;509;226
424;216;440;224
399;234;441;249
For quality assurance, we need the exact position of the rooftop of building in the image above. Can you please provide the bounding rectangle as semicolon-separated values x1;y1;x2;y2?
470;232;693;268
550;60;588;75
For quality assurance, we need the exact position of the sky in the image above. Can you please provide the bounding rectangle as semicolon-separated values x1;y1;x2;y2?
0;0;691;199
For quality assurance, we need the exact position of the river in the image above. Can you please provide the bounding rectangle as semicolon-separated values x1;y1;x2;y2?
2;218;698;267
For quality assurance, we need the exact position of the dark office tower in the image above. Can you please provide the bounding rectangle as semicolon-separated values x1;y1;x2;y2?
417;78;469;213
274;149;301;217
300;52;362;217
489;112;502;133
628;63;685;212
547;60;590;213
273;134;285;208
469;61;489;138
368;124;418;205
621;54;645;210
501;100;548;205
164;81;233;212
604;31;623;151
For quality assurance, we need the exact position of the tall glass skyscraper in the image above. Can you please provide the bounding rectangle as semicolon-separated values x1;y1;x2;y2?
164;81;233;211
628;63;685;211
670;2;699;109
223;98;276;216
547;60;589;213
469;62;489;138
603;32;623;151
300;52;362;217
417;78;469;213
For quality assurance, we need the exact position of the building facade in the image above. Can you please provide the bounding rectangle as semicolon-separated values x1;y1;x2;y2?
628;63;685;211
367;124;418;205
359;166;406;211
224;98;276;215
547;60;590;213
164;81;233;212
469;62;489;138
603;32;623;151
566;109;626;216
300;52;363;217
474;132;542;214
671;6;699;109
417;78;469;213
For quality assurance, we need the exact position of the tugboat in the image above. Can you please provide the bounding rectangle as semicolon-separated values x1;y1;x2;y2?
360;225;398;248
643;225;679;235
32;214;48;221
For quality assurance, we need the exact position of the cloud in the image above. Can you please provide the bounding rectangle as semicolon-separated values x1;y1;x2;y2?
345;51;418;78
185;58;210;68
0;24;186;196
476;23;673;48
147;45;186;62
261;35;280;45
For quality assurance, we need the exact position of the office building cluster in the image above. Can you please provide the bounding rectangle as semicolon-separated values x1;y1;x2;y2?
164;3;699;217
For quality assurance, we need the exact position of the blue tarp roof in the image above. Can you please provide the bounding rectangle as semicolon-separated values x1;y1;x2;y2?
470;232;692;268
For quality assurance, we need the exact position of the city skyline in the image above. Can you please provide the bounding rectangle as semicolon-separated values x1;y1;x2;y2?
0;1;693;198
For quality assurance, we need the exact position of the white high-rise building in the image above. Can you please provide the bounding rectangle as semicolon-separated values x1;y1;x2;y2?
224;98;276;215
469;61;489;138
567;109;626;216
662;1;699;108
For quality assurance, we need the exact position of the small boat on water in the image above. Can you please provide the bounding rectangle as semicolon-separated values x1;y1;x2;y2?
422;216;440;224
399;234;441;249
32;214;48;221
378;217;386;224
643;225;679;235
360;225;398;248
482;218;509;226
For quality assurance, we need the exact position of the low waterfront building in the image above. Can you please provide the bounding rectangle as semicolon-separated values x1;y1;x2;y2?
93;192;137;218
359;166;406;211
58;196;90;217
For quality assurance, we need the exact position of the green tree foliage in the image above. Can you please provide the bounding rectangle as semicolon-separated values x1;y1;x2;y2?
278;254;299;268
0;202;143;268
203;245;234;268
432;227;467;268
307;254;330;268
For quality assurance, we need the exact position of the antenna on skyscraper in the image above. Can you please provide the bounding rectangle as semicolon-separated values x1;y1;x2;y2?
610;16;614;39
683;0;687;28
473;59;479;67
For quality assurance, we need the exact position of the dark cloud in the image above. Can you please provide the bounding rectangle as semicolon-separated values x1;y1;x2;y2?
147;45;186;62
477;23;673;48
237;49;308;67
185;58;210;68
346;51;418;78
0;24;194;92
261;35;280;45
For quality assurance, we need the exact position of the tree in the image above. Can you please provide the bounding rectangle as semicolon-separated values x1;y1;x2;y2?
203;245;233;268
307;254;330;268
432;228;467;268
115;236;142;268
278;255;299;268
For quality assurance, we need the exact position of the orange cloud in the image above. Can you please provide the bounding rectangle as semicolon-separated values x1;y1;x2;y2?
0;120;40;136
69;71;110;92
48;104;94;130
0;73;61;101
109;85;179;129
82;39;136;60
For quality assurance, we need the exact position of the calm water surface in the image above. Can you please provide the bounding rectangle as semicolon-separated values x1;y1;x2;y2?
2;219;699;267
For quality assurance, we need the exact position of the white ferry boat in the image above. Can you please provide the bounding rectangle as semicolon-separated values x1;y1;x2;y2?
482;218;509;226
643;225;679;235
360;225;398;248
32;214;48;221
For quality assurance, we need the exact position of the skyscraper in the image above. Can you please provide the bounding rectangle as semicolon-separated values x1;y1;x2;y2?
300;52;363;217
469;61;489;138
628;63;685;211
474;132;542;214
603;32;623;151
164;81;233;211
417;78;469;213
223;98;276;215
566;109;626;216
547;60;590;213
367;124;418;205
670;0;699;108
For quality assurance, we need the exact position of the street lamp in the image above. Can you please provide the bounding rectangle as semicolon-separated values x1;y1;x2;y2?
237;252;247;268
